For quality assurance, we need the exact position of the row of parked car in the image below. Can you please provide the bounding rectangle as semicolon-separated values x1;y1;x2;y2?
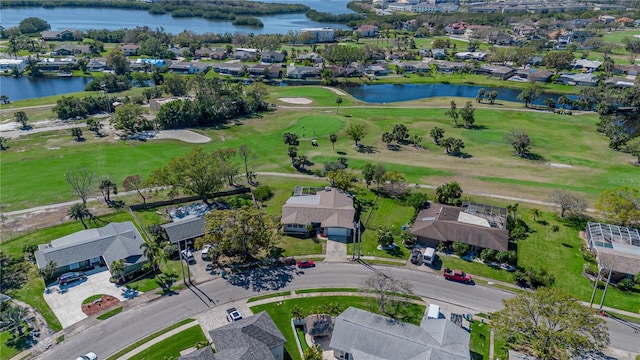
410;247;437;266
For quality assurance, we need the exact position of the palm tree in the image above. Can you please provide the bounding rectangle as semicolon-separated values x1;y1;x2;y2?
43;260;58;279
329;134;338;150
140;242;165;272
529;208;541;222
110;259;126;283
68;203;91;229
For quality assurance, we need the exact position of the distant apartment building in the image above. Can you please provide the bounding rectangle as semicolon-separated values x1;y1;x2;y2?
300;28;335;43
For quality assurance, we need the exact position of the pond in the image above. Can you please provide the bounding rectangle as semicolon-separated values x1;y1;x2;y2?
0;76;93;102
338;83;561;106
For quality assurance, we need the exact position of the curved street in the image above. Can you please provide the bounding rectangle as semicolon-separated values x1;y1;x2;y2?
37;262;640;360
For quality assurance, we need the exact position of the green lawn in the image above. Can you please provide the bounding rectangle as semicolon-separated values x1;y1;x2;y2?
440;255;514;284
276;236;324;257
469;320;510;360
250;296;425;360
357;195;415;259
247;290;291;303
601;29;640;45
0;331;22;360
128;325;207;360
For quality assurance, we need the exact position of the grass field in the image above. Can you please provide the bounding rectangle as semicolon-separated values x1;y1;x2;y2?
128;325;207;360
2;85;631;211
0;331;21;360
250;296;425;360
602;29;640;45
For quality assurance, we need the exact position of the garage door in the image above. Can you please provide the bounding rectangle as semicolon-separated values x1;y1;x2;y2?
327;227;349;237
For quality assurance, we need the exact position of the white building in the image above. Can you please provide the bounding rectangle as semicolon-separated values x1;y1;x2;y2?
0;59;27;73
300;28;335;43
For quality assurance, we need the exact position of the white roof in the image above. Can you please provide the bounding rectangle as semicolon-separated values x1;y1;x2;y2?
0;59;25;65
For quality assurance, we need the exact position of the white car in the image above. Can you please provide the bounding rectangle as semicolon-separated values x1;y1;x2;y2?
181;249;194;261
226;307;243;322
76;352;97;360
201;245;212;260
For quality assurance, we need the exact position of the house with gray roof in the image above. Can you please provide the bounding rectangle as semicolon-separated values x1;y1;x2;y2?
329;307;470;360
556;72;597;86
410;202;510;252
281;187;355;240
34;222;147;280
207;311;286;360
161;217;206;247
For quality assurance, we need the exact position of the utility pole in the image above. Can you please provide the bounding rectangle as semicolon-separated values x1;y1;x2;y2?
357;220;362;260
178;241;187;286
598;265;614;312
589;264;603;308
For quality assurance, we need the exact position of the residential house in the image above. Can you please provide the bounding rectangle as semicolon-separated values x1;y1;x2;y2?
410;202;510;252
40;29;75;41
121;44;140;56
168;61;212;74
34;222;148;280
488;31;514;46
37;58;75;72
605;77;635;88
207;312;286;360
247;64;282;78
599;15;616;24
233;48;258;61
556;72;597;86
261;50;285;63
613;64;640;76
586;222;640;282
433;60;468;73
573;59;602;72
329;307;470;360
511;23;537;37
616;17;634;27
194;48;215;59
0;59;26;73
134;58;167;68
515;68;554;83
161;216;205;248
464;24;493;40
215;63;247;76
53;44;91;56
168;46;190;58
475;65;515;80
87;59;108;72
454;52;487;61
357;24;379;37
301;28;335;43
286;64;321;79
281;186;355;240
210;48;228;60
296;52;324;64
365;63;391;76
430;49;447;60
445;22;468;35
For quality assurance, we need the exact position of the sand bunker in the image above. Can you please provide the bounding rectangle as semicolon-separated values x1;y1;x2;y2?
279;97;312;105
153;130;211;143
549;163;573;168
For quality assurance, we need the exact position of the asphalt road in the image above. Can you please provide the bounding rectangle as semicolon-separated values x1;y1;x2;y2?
40;262;639;360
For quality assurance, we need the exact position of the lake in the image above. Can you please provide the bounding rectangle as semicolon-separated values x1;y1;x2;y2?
0;76;92;102
338;83;561;106
0;4;351;35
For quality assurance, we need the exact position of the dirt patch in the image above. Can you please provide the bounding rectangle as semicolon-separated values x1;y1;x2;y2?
82;294;120;316
278;97;312;105
549;163;573;168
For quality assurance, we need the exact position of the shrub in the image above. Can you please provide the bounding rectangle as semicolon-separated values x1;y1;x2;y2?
496;250;517;265
401;231;416;248
514;267;555;289
617;278;635;291
452;241;469;257
479;249;497;262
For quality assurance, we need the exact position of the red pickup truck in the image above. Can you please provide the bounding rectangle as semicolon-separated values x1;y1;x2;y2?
443;268;472;283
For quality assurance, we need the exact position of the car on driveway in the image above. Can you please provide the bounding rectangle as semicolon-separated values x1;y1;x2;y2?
181;249;194;262
410;249;422;264
75;352;97;360
297;259;315;268
226;307;243;322
201;245;212;260
58;272;86;286
500;263;516;272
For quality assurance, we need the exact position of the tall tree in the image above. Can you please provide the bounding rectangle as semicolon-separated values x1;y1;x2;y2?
391;124;409;143
430;127;445;145
282;132;299;146
346;123;367;146
86;119;104;137
435;181;463;205
106;47;129;75
122;175;146;204
363;272;413;319
595;186;640;227
517;83;543;108
67;203;91;229
98;177;117;204
476;88;486;103
14;111;28;129
327;169;355;191
459;101;475;128
381;131;394;149
329;134;338;151
549;189;587;217
373;163;386;189
487;91;498;104
361;163;375;188
445;100;459;126
112;104;149;134
71;127;84;141
505;129;532;157
147;148;224;204
110;259;126;282
238;144;256;185
335;96;343;114
163;73;189;96
140;241;164;272
492;288;609;360
65;167;97;206
204;207;280;260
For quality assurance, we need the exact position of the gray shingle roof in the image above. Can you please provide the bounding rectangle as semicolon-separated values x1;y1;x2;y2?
179;347;216;360
329;307;470;360
281;187;355;228
34;222;147;270
162;217;206;244
209;311;286;360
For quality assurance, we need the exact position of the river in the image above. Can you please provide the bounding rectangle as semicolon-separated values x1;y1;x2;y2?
0;2;352;35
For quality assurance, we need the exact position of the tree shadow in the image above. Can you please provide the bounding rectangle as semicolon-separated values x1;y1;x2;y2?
559;213;593;230
74;137;86;142
336;151;347;155
19;125;33;131
227;265;296;292
357;145;377;154
386;144;401;151
466;124;488;130
561;243;574;248
450;152;472;159
521;152;546;161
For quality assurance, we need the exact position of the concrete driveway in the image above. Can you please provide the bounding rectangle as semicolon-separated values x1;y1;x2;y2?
44;268;134;328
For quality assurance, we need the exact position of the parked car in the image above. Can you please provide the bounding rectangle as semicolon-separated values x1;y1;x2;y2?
58;272;86;286
75;352;97;360
422;247;436;266
201;245;212;260
181;249;194;262
297;259;315;268
410;249;422;264
443;268;472;283
226;307;243;322
500;263;516;272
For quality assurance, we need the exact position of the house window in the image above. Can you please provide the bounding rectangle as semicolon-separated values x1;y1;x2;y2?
69;262;80;270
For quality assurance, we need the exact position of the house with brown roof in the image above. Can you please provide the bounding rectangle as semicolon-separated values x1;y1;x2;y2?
41;29;76;41
410;202;510;252
357;24;379;37
281;187;355;240
121;44;140;56
516;68;554;83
